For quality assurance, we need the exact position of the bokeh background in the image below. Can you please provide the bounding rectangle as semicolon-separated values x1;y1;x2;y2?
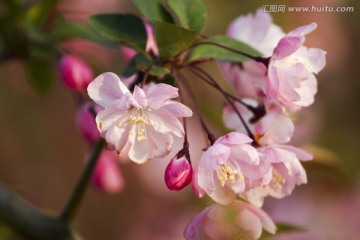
0;0;360;239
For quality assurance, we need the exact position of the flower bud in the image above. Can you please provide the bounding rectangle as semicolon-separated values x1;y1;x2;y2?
76;102;100;143
164;154;193;191
58;55;94;91
91;150;124;193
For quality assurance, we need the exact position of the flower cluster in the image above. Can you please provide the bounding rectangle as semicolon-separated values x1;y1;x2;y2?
83;8;326;240
189;9;325;239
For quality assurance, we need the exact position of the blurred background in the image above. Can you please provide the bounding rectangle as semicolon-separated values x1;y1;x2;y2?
0;0;359;239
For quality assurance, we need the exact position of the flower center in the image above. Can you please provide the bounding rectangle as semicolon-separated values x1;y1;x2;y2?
271;173;286;189
217;164;244;187
118;107;160;142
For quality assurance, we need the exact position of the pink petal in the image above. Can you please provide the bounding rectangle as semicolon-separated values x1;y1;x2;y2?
201;143;231;168
277;145;313;161
192;166;206;198
215;132;253;146
133;85;148;108
257;113;294;145
288;22;318;37
235;205;263;238
162;101;193;118
147;109;184;137
96;107;128;133
208;178;236;205
104;124;131;152
298;47;327;74
145;83;179;109
246;203;277;234
145;21;159;55
87;72;130;107
273;36;302;60
127;127;156;164
147;126;173;158
230;144;260;165
294;73;317;107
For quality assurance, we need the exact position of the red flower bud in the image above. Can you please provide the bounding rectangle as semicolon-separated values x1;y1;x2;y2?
76;102;100;143
91;150;124;193
58;55;93;91
164;154;192;191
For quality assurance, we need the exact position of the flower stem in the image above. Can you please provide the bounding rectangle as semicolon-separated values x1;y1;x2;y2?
141;61;154;87
186;65;256;142
183;64;260;115
174;70;216;145
59;138;105;223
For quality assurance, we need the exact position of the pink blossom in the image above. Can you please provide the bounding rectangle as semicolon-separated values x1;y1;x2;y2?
220;9;284;98
241;145;312;207
87;72;192;164
58;55;94;91
194;132;270;205
222;99;294;145
91;150;124;193
76;102;101;143
164;152;192;191
220;61;268;98
184;200;276;240
267;23;327;108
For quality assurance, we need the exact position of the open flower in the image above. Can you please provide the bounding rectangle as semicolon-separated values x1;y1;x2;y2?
267;23;327;108
241;145;312;207
184;200;276;240
194;132;270;205
220;9;284;98
87;72;192;164
223;99;294;145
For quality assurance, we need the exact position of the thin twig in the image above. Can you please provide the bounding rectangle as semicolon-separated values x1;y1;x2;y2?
59;138;105;223
141;62;154;87
186;65;256;142
173;70;216;145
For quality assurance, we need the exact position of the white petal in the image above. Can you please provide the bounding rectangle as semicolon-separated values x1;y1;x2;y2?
145;83;179;109
127;127;156;164
147;109;184;137
147;126;174;158
96;107;128;132
87;72;130;107
162;101;193;118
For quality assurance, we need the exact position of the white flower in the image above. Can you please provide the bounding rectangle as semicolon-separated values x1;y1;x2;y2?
87;72;192;164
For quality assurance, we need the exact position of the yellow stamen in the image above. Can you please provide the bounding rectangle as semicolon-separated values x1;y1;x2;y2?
217;164;243;187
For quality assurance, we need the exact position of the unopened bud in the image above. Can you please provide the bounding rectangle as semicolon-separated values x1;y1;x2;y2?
58;55;93;91
164;154;192;191
91;150;124;193
76;102;100;143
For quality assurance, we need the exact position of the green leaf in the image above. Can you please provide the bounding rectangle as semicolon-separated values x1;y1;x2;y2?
165;0;207;34
260;223;305;239
25;60;53;93
154;21;197;58
189;35;261;62
135;54;170;76
122;54;170;77
88;14;147;52
132;0;174;23
49;21;104;42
